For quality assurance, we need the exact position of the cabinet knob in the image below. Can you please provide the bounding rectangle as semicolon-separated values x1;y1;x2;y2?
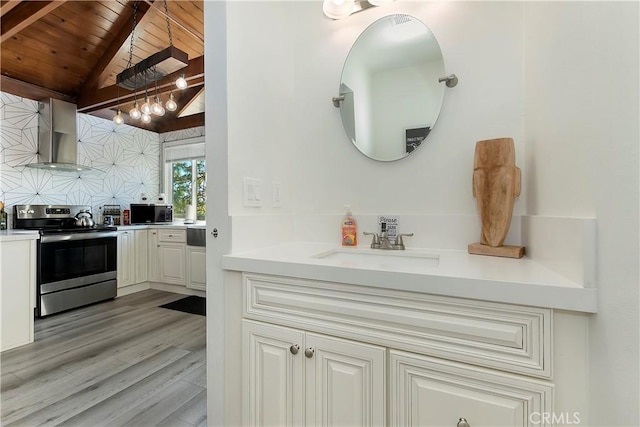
289;344;299;355
305;347;315;358
457;418;470;427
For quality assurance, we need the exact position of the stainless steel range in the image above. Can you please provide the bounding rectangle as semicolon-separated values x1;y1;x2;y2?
13;204;118;317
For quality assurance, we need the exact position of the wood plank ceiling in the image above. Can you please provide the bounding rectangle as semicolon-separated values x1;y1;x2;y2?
0;0;204;133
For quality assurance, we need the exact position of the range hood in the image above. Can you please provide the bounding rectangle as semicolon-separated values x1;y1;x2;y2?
26;98;90;172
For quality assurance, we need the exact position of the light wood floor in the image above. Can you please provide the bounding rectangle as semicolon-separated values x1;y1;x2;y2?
1;289;207;427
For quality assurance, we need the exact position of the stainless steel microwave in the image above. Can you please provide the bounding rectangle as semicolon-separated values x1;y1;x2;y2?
130;204;173;224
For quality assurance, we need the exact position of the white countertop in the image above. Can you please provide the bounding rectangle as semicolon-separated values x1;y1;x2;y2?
222;242;598;313
0;230;40;242
116;222;205;230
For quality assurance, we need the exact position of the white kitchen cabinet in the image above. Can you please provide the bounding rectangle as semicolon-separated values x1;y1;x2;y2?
147;229;160;282
134;229;148;284
157;228;186;286
186;246;206;291
1;239;36;351
117;230;135;287
243;319;385;427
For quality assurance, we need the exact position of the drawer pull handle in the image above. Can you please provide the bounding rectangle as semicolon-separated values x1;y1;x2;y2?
457;418;470;427
289;344;299;355
305;348;315;358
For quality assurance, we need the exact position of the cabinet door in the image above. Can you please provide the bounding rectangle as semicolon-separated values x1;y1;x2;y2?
134;230;148;284
147;230;160;282
159;243;185;285
243;320;304;427
186;247;206;291
117;231;135;287
305;333;385;427
1;240;35;351
389;350;553;427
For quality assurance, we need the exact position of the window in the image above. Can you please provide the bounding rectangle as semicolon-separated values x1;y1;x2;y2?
163;138;206;221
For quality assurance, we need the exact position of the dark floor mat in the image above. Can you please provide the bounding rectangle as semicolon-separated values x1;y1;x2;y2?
159;296;206;316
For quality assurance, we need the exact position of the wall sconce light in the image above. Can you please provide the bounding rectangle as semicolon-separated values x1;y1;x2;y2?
323;0;395;20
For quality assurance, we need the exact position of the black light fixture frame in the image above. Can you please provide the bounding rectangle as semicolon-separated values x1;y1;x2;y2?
116;46;188;91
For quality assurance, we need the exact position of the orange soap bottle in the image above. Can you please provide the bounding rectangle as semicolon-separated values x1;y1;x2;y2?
341;205;357;247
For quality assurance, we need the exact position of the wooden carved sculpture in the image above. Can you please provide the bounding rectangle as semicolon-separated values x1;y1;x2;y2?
468;137;525;258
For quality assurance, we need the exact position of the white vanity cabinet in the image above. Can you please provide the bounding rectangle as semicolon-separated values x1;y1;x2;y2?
241;273;555;427
243;319;385;427
157;228;186;286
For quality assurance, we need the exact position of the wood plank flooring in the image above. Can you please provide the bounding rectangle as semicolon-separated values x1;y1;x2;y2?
1;290;207;427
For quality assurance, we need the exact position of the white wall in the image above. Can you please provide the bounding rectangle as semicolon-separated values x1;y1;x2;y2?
523;2;639;425
227;1;524;218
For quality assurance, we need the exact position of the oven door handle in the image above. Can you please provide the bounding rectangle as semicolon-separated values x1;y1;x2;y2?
40;231;118;243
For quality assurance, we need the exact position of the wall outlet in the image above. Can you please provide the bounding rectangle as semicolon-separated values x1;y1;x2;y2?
272;182;282;207
243;177;262;207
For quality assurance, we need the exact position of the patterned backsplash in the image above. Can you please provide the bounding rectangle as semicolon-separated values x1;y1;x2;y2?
0;92;204;223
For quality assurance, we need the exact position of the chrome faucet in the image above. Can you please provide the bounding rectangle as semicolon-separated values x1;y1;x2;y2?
363;232;414;250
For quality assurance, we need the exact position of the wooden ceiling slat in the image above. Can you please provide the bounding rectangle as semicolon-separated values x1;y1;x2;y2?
1;0;68;44
89;1;159;93
46;5;119;40
80;1;153;95
143;0;204;44
2;44;93;78
35;15;106;51
0;0;21;19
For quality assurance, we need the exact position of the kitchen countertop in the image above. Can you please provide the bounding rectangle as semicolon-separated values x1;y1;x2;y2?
222;242;598;313
116;222;205;230
0;230;40;242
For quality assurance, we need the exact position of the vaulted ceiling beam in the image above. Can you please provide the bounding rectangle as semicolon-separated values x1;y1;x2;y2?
77;55;204;113
0;74;75;103
0;0;21;18
79;1;154;96
1;0;67;44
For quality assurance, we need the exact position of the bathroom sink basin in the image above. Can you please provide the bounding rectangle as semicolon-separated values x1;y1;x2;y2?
312;248;439;270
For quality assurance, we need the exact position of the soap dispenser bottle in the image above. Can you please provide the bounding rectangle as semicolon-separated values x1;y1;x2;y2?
341;205;357;247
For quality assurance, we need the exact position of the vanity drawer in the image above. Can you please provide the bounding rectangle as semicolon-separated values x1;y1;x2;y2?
157;229;186;243
243;273;552;379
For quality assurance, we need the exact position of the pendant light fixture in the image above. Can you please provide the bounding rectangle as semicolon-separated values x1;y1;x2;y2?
114;0;189;125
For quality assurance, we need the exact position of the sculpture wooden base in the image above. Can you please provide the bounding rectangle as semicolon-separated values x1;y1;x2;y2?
468;242;525;259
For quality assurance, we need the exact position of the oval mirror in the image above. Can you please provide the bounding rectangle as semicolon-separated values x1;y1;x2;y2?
338;14;446;161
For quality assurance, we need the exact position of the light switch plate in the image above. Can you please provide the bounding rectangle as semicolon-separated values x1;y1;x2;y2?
243;177;262;207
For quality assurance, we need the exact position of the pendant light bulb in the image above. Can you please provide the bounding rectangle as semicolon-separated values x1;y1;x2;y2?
165;93;177;112
129;102;141;120
141;96;152;115
152;96;165;116
113;109;124;125
175;73;188;90
141;112;152;124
